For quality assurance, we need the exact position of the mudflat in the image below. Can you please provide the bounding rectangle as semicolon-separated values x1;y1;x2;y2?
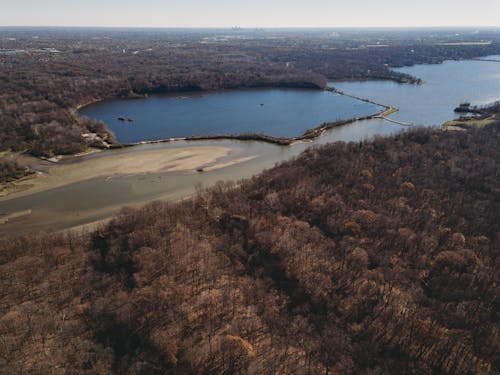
0;146;231;201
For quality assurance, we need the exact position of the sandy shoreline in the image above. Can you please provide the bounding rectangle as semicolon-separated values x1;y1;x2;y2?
0;146;231;202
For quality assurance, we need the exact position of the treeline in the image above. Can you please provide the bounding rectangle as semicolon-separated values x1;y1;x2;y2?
1;123;499;374
272;42;500;82
0;159;32;183
455;100;500;115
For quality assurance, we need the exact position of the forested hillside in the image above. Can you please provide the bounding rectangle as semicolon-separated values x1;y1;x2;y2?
1;123;499;374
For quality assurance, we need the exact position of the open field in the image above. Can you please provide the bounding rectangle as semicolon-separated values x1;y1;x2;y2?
443;116;496;128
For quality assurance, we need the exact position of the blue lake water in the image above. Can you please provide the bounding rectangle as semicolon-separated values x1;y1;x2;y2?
331;57;500;126
80;89;381;143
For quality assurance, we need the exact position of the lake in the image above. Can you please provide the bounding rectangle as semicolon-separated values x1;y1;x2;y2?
331;57;500;126
80;88;381;142
2;57;499;234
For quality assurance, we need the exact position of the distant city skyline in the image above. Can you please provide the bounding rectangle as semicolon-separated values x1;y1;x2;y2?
1;0;500;28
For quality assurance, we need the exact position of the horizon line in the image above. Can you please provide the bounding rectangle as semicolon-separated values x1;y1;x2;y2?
1;25;500;29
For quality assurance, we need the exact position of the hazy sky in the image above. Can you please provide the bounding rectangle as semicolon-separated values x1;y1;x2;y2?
1;0;500;28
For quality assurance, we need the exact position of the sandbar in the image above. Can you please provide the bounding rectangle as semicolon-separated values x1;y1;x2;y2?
0;146;231;201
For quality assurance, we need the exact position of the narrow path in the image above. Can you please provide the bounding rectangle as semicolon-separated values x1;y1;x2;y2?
374;115;414;127
328;86;414;127
326;87;389;108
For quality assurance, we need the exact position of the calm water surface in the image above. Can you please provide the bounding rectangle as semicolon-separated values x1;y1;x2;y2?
331;57;500;126
2;58;499;234
80;89;381;142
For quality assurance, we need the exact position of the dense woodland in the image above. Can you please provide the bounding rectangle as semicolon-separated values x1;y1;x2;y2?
1;122;499;374
1;27;500;162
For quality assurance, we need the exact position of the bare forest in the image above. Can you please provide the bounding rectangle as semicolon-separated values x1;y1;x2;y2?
1;122;499;374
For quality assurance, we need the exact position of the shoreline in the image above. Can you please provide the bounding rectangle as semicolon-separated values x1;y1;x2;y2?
77;86;395;149
3;85;398;201
74;81;325;112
